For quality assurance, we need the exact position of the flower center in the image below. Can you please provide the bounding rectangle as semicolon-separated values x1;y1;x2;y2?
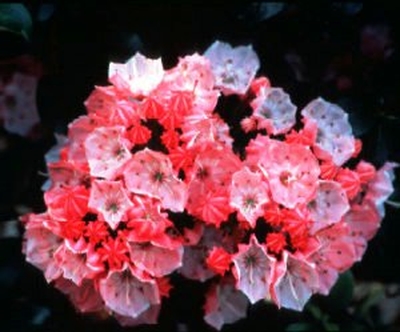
196;167;209;180
113;145;126;159
153;171;164;182
244;196;257;209
244;252;258;268
279;170;294;186
106;202;119;213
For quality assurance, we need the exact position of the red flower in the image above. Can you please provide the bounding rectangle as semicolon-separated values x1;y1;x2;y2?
98;237;129;272
206;247;231;276
266;232;286;255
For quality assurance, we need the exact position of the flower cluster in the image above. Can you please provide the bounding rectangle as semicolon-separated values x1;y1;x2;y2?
21;41;396;330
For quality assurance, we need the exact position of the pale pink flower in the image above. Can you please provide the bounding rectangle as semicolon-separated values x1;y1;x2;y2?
109;53;164;96
232;235;275;304
66;115;98;171
301;98;355;166
364;162;397;217
114;304;161;327
88;179;133;230
271;251;319;311
204;40;260;95
99;267;160;318
161;53;214;91
251;87;297;135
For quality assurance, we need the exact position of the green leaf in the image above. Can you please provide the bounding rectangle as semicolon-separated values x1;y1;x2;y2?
322;321;340;331
306;303;325;320
286;322;317;331
306;304;340;331
358;284;384;317
0;4;32;40
326;271;355;311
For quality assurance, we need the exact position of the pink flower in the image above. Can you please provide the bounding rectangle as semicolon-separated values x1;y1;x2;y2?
88;179;133;230
22;223;63;282
125;196;171;243
54;244;99;285
44;185;89;220
84;125;132;179
128;242;183;277
124;148;187;212
258;139;320;208
311;223;356;294
54;278;104;313
188;143;241;192
355;160;377;184
344;201;381;248
335;168;361;200
285;118;318;147
187;184;232;228
204;279;249;330
162;53;214;91
308;180;350;233
0;72;40;137
179;226;224;282
45;160;88;191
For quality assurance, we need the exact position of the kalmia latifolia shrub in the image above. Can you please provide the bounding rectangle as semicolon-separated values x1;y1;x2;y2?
21;41;396;330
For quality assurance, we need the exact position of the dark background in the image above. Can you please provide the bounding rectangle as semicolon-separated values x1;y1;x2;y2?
1;2;400;331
